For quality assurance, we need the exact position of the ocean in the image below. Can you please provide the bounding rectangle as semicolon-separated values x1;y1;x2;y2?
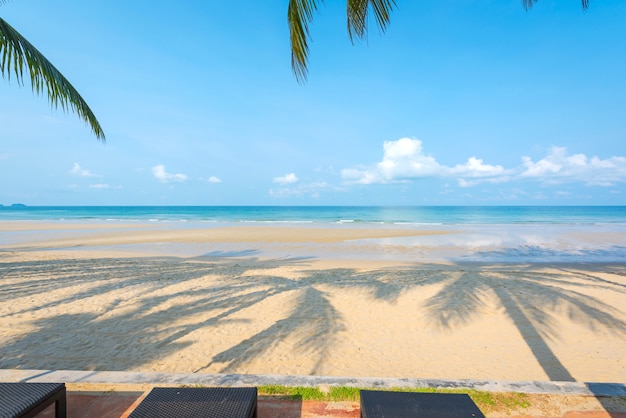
1;205;625;225
2;206;626;262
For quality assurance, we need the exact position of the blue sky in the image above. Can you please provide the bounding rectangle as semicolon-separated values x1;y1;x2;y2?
1;0;625;206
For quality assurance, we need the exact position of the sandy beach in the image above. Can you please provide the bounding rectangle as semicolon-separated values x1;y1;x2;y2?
0;221;625;383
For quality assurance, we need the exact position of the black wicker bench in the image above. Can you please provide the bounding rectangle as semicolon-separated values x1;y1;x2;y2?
128;387;257;418
360;390;485;418
0;382;66;418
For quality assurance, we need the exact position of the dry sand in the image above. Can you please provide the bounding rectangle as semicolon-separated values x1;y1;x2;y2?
0;221;625;384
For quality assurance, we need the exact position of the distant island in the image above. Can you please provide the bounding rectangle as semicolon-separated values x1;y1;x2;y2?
0;204;27;207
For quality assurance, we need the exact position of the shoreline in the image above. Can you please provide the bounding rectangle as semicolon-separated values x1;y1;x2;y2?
3;220;626;262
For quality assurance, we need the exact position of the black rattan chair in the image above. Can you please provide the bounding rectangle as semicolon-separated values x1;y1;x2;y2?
128;386;257;418
360;390;485;418
0;382;66;418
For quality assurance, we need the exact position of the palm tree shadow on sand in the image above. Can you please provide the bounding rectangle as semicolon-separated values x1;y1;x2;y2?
0;254;312;370
422;265;626;381
418;260;626;414
197;286;345;375
1;251;625;410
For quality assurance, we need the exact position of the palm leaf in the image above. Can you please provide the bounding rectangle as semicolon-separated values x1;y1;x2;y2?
290;0;593;83
288;0;395;83
288;0;321;83
0;16;105;141
523;0;589;10
347;0;396;43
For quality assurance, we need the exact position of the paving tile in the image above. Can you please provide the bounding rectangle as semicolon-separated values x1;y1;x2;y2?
37;392;142;418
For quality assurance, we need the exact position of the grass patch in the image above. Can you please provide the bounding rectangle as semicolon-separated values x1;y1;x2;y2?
464;389;531;414
256;385;362;401
258;385;325;400
327;386;361;402
257;385;531;413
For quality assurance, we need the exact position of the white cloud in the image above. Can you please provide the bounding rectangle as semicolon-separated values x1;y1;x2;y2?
450;157;508;178
342;138;509;185
521;146;626;186
70;163;98;177
273;173;298;185
341;138;441;184
341;139;626;189
377;138;442;181
270;181;329;198
341;168;380;184
451;157;510;187
89;183;110;189
207;176;222;184
152;165;188;183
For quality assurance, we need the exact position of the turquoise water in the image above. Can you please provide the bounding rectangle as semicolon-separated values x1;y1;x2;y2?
1;206;625;225
1;206;626;262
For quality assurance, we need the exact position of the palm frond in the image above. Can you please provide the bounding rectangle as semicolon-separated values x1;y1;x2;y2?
346;0;368;41
347;0;395;43
522;0;538;9
523;0;589;10
0;17;105;141
288;0;322;83
290;0;590;82
288;0;395;83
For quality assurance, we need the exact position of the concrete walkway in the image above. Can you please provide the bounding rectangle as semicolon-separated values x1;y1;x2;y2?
1;369;624;396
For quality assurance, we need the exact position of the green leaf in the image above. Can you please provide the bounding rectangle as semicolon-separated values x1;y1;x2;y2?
288;0;396;83
347;0;396;43
288;0;322;83
0;16;105;141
